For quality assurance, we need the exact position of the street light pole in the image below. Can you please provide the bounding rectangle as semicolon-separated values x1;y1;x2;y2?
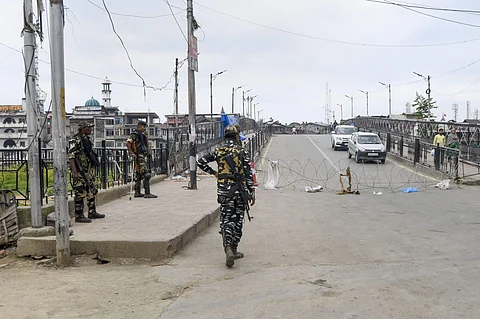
250;95;258;119
337;104;343;120
414;72;431;121
359;90;369;116
187;0;198;189
232;85;243;114
209;70;226;119
379;82;392;116
345;95;354;118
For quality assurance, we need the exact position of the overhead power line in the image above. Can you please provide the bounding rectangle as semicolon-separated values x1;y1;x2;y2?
0;41;179;91
195;2;480;48
163;0;188;43
85;0;184;19
371;0;480;28
366;0;480;14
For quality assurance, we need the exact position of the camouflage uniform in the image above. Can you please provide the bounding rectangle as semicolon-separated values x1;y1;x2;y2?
68;123;100;220
197;128;254;267
126;128;156;197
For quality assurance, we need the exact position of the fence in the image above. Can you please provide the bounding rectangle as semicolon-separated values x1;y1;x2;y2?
355;117;480;179
0;122;272;205
374;132;460;178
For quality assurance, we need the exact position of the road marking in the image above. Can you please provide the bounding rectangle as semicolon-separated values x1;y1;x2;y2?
259;137;273;171
386;158;439;181
307;136;340;173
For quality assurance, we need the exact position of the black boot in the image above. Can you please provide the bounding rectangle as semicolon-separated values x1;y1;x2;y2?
88;212;105;219
87;198;105;219
225;245;235;267
144;176;157;198
232;246;244;260
134;182;144;197
75;199;91;223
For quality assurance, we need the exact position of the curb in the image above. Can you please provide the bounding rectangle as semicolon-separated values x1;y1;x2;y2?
16;206;220;261
16;175;167;229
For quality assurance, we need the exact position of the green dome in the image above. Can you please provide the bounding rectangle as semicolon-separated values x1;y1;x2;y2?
85;97;100;107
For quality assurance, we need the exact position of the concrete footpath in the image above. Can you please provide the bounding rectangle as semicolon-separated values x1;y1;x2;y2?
16;175;220;261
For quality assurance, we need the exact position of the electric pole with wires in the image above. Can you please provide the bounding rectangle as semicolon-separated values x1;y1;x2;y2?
49;0;70;266
23;0;42;228
174;58;179;127
187;0;198;189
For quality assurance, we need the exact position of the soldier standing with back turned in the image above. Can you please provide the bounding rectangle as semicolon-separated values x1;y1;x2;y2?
197;125;255;268
126;121;158;198
68;121;105;223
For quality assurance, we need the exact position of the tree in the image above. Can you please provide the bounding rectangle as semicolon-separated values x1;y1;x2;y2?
412;92;437;120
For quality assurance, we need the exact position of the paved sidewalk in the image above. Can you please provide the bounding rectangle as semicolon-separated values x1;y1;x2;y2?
17;175;220;260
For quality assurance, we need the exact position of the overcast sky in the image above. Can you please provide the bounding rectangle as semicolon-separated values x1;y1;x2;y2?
2;0;480;124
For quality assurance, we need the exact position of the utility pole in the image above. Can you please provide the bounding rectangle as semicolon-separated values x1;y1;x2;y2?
427;76;431;121
379;82;392;116
187;0;198;189
49;0;70;266
23;0;41;228
174;58;179;127
414;72;431;121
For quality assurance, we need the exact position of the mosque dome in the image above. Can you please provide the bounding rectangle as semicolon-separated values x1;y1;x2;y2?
85;97;101;107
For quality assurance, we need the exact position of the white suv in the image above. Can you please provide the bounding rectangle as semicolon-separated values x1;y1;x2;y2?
331;125;357;151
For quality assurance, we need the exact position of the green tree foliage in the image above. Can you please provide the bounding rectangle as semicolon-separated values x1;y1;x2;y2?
412;92;437;120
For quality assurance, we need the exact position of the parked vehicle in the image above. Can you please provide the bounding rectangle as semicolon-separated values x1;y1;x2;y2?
348;132;386;163
331;125;357;150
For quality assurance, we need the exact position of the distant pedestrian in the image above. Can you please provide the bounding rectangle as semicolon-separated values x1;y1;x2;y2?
126;121;158;198
197;125;255;268
433;128;446;169
68;121;105;223
446;129;460;173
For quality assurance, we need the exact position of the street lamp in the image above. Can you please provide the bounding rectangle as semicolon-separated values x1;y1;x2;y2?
254;102;260;121
210;69;227;119
242;89;252;117
359;90;369;116
337;103;343;121
231;85;243;114
249;95;258;119
414;72;431;121
379;82;392;116
345;95;354;118
258;109;264;122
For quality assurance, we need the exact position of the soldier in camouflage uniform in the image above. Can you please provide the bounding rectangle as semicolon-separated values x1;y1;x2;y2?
126;121;157;198
197;125;255;267
68;121;105;223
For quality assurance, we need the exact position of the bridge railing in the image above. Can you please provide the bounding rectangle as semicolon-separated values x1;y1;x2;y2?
356;117;479;178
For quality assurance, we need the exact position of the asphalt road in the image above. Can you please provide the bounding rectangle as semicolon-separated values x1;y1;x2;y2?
156;135;480;319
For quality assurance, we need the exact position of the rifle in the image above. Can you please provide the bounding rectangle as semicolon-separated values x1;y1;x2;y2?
74;157;98;195
224;154;254;222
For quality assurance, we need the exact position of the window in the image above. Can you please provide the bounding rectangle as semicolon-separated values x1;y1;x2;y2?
115;118;123;125
3;117;16;124
20;141;26;148
3;139;16;148
336;127;356;134
106;129;114;136
4;128;15;133
105;119;114;125
19;118;25;124
124;128;131;136
149;128;155;136
358;136;382;144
